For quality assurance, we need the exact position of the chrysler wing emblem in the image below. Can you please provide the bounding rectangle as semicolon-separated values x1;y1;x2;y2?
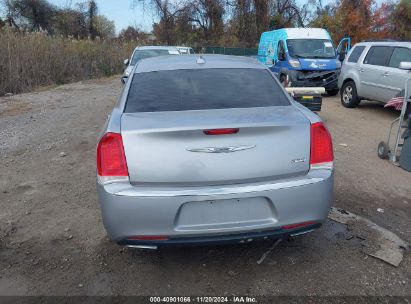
186;145;256;153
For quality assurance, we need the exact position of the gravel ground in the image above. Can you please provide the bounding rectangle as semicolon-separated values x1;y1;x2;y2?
0;77;410;296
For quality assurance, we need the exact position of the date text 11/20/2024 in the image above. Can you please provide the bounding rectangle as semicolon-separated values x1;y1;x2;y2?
149;296;258;303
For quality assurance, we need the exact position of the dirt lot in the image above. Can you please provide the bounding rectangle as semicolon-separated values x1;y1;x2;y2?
0;76;410;297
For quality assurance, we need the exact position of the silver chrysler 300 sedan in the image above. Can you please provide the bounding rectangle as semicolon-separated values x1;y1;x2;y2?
96;55;334;249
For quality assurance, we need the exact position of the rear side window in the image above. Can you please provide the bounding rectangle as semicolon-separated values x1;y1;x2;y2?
125;69;290;113
388;47;411;68
363;46;392;66
347;46;366;63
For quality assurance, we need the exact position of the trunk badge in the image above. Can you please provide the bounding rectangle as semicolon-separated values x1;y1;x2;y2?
291;158;306;163
187;145;256;153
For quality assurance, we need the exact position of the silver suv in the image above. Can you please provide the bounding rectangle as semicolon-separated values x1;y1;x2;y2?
338;41;411;108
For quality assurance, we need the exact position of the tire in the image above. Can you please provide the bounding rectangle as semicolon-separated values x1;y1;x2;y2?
327;89;339;96
378;141;390;159
340;81;361;108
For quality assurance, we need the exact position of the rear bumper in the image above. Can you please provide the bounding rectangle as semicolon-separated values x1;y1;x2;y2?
97;169;333;246
119;223;322;249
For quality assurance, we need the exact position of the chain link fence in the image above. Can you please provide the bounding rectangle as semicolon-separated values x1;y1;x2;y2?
195;46;258;57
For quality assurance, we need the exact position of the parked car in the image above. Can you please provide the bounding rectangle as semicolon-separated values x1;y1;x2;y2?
96;55;334;249
339;41;411;108
258;27;350;96
176;46;195;54
122;46;180;83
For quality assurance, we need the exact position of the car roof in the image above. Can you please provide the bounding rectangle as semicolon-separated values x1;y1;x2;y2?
354;41;411;47
135;46;179;51
134;55;265;73
261;28;330;40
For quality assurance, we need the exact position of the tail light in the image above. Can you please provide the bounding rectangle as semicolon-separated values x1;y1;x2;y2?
97;132;129;184
310;122;333;169
204;128;239;135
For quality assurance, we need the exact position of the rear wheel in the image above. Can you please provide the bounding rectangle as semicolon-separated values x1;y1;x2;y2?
378;141;390;159
327;89;339;96
341;81;361;108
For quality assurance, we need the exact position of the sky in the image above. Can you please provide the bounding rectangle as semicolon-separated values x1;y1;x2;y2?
50;0;156;33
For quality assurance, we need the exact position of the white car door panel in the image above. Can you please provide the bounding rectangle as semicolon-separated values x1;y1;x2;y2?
361;46;394;102
383;47;411;100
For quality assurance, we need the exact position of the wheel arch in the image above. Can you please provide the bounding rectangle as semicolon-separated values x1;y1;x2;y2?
341;74;361;96
342;77;354;86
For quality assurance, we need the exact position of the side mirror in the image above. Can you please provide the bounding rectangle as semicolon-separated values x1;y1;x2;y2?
123;59;129;66
121;77;127;84
279;52;286;61
399;62;411;70
338;51;346;62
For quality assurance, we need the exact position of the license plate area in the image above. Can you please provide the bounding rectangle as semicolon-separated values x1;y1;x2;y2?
175;197;276;232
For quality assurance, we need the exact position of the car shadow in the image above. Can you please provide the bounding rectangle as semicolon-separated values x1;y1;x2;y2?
357;100;403;117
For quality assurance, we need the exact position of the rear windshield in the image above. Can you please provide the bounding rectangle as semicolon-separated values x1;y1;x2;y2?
125;68;290;113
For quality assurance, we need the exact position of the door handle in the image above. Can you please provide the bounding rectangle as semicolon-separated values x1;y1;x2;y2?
382;72;389;77
358;68;364;72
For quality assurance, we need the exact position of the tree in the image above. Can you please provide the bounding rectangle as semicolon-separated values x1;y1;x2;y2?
231;0;256;47
268;0;307;30
310;0;393;44
88;0;97;39
372;2;395;38
189;0;225;44
52;7;88;38
118;25;150;42
151;0;191;44
3;0;57;32
94;15;115;38
254;0;269;36
119;25;140;40
390;0;411;40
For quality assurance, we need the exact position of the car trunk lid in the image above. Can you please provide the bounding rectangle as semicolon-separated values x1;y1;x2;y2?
121;106;310;185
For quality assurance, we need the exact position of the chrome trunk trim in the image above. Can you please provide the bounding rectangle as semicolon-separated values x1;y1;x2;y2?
110;177;324;197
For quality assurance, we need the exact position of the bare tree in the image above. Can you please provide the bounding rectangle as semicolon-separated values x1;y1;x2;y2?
3;0;57;31
189;0;225;43
151;0;191;44
254;0;269;37
269;0;306;29
53;7;88;38
88;0;98;39
233;0;257;47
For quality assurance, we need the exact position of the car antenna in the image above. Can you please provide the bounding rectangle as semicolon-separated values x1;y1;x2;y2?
196;56;206;64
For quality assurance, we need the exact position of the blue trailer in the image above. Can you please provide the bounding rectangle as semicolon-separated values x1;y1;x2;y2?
258;28;350;95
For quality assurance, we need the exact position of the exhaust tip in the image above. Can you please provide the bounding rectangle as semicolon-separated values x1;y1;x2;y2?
290;229;316;237
125;244;158;250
